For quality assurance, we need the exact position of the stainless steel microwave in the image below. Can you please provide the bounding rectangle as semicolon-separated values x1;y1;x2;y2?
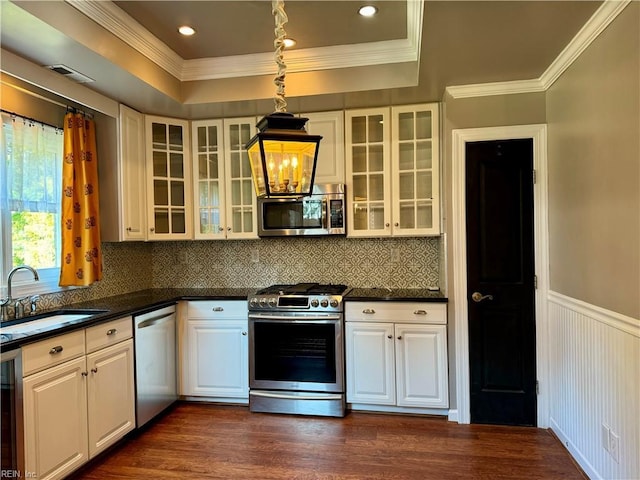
257;183;346;237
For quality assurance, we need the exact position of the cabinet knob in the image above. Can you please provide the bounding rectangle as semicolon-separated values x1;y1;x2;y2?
81;371;88;377
385;223;390;227
126;227;132;231
91;367;98;374
387;335;392;339
227;227;231;231
218;227;224;232
106;328;117;336
150;227;155;232
397;336;402;340
394;222;399;227
242;331;247;336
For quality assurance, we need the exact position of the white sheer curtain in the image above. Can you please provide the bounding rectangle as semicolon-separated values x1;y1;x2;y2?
1;112;62;214
1;111;64;295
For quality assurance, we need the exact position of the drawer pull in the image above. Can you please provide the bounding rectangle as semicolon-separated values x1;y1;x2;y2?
106;328;117;336
413;310;428;315
362;308;376;314
212;307;224;312
49;346;63;355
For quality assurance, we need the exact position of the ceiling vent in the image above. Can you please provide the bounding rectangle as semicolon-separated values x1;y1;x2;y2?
46;64;95;83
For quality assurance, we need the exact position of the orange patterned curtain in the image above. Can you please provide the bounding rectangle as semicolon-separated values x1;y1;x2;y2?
59;112;102;286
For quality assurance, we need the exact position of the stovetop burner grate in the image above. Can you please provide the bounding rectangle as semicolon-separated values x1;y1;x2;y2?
256;283;349;296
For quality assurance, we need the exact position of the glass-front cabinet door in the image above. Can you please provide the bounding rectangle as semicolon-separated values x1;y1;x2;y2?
192;120;225;239
345;108;391;237
145;116;192;240
391;104;440;236
223;118;258;239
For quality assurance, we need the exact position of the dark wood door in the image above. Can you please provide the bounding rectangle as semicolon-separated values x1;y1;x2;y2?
465;139;537;426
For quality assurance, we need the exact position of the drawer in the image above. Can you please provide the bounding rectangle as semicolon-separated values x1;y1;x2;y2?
22;329;86;376
85;316;133;353
345;302;447;324
187;301;247;319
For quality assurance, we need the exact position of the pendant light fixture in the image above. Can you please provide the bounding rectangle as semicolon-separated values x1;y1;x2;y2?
246;0;322;197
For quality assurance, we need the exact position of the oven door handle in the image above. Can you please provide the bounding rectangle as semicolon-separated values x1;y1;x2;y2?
248;313;341;322
250;391;343;401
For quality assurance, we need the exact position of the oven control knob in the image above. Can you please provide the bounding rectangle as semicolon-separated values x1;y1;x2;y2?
310;299;319;308
268;298;277;308
320;299;329;308
259;298;267;307
249;298;258;308
329;299;339;308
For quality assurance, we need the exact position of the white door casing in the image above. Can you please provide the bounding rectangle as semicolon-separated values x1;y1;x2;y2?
451;124;549;427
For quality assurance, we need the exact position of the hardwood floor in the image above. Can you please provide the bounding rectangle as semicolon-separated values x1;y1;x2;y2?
72;402;586;480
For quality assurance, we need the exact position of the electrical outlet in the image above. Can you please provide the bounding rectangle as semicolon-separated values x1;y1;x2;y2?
602;424;610;452
251;248;260;263
390;248;400;263
609;430;620;463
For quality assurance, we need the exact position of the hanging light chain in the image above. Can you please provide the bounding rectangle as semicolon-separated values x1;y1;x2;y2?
272;0;288;113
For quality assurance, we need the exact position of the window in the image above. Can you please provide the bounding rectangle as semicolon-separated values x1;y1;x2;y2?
1;112;64;298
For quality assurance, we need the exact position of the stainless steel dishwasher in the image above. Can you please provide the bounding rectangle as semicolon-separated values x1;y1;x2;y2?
134;304;178;427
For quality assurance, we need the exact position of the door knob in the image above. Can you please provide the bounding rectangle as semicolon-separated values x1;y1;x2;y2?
471;292;493;302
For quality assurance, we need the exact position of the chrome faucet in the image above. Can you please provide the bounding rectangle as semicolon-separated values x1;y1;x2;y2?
1;265;40;321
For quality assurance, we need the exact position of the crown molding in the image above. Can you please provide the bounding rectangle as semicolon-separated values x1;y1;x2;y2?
446;0;630;99
538;0;630;89
182;38;418;81
67;0;423;82
66;0;184;79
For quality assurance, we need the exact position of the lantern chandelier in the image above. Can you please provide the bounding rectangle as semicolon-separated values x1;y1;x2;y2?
246;0;322;197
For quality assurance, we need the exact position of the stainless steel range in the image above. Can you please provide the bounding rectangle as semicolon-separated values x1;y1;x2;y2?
248;283;350;417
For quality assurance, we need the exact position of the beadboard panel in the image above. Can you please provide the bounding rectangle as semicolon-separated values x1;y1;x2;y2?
548;291;639;480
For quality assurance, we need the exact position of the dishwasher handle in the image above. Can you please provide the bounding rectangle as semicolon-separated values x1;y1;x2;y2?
137;312;174;329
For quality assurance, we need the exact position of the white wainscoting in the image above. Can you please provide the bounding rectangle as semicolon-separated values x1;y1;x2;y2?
548;291;639;480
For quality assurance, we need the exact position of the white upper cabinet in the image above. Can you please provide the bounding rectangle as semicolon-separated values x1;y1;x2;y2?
391;104;440;236
145;115;193;240
192;118;258;240
99;104;147;242
192;119;226;239
117;105;147;240
302;111;345;185
222;117;258;239
345;104;441;237
345;108;392;237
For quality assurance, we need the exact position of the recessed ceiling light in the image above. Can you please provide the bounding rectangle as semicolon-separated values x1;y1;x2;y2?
283;37;296;48
178;25;195;36
358;5;378;17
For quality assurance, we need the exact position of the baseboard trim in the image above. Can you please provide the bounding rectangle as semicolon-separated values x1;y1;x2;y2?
550;417;601;480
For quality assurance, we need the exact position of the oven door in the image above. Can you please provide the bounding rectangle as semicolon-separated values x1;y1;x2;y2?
248;312;344;393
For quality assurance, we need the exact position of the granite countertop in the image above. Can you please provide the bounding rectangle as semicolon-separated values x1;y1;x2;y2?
1;286;447;351
345;288;447;302
0;288;256;352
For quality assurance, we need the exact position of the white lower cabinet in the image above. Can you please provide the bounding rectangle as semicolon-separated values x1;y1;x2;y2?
23;356;89;480
345;302;448;410
182;301;248;401
22;318;135;480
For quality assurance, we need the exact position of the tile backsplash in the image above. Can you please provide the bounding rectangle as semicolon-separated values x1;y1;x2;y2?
151;236;440;289
34;236;440;309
